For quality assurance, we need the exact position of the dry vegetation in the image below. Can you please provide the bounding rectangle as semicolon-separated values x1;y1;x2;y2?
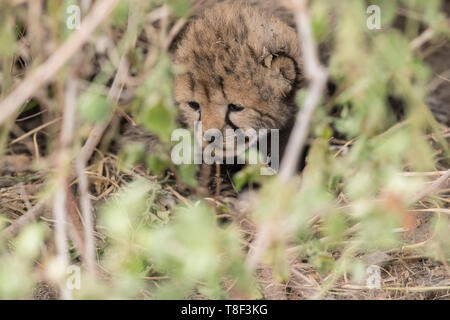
0;0;449;300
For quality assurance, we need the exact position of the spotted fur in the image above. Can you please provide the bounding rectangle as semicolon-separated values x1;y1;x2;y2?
174;0;303;146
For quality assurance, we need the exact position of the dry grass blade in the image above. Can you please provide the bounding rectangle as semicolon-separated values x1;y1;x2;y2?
9;118;61;145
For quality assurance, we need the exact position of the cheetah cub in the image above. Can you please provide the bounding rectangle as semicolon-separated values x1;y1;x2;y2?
174;0;303;157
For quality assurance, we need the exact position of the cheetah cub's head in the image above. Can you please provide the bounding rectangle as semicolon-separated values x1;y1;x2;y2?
174;2;302;151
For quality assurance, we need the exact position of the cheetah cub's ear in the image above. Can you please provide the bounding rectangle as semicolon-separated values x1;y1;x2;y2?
264;53;297;97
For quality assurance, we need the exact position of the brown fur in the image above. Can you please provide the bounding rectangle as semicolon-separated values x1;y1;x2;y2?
174;0;303;147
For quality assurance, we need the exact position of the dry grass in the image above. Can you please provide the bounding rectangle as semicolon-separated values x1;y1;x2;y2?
2;123;449;299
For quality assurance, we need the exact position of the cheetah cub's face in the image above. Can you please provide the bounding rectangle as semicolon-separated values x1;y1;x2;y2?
174;2;302;151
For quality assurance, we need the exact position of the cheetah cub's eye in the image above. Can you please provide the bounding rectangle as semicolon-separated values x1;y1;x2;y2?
188;102;200;111
228;104;244;112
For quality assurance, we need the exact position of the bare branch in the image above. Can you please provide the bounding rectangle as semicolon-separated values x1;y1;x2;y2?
75;158;96;275
52;182;72;300
246;0;328;276
71;6;136;277
77;56;129;164
74;56;129;277
9;118;61;145
279;0;328;182
245;223;272;270
0;0;121;126
410;28;435;51
410;169;450;204
52;78;79;300
0;201;46;239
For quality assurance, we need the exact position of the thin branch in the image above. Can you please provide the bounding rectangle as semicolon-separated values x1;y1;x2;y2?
0;0;121;126
52;78;79;300
52;182;72;300
75;158;96;275
9;118;61;145
0;201;46;239
71;5;137;276
246;0;328;279
74;56;129;276
76;0;137;164
342;284;450;292
278;0;328;182
77;56;129;164
410;169;450;204
410;28;435;51
245;223;272;270
163;17;188;51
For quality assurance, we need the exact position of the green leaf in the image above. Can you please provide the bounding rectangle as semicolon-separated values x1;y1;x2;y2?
146;153;171;176
78;92;111;123
168;0;192;17
141;101;175;143
119;142;145;170
177;164;198;187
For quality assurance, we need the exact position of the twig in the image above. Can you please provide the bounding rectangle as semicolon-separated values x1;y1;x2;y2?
410;169;450;204
410;28;435;51
245;0;328;298
401;170;450;177
75;158;96;275
74;56;129;276
166;185;191;207
20;183;32;211
428;69;450;92
246;223;272;270
248;0;327;266
163;17;188;51
215;163;221;199
342;284;450;292
278;0;328;182
10;124;35;155
411;208;450;214
77;57;129;164
334;139;353;157
15;109;47;122
52;182;72;300
9;118;61;145
0;201;46;239
52;79;79;300
33;132;40;162
199;163;212;195
0;0;121;126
